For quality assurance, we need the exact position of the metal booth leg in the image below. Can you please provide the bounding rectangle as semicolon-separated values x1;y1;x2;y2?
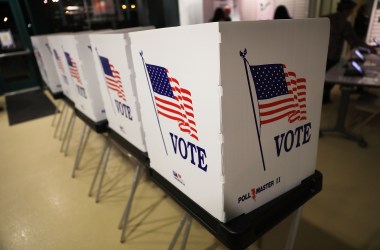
71;124;91;178
88;139;111;197
168;212;193;250
53;102;67;139
119;164;144;243
60;110;76;154
95;141;112;203
284;206;303;250
59;104;70;141
88;139;112;197
63;113;77;157
180;215;193;250
51;99;63;127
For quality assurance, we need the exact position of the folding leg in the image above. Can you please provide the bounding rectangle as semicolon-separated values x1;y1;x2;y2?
64;114;77;157
88;139;111;196
284;207;302;250
53;102;67;139
59;104;70;141
51;99;63;127
71;124;91;178
119;164;144;243
60;110;76;154
168;212;193;250
95;142;113;203
180;215;192;250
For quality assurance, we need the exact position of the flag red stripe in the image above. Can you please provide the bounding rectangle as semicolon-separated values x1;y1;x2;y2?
155;96;182;111
261;110;294;125
258;97;294;109
298;98;306;102
297;85;306;90
155;100;184;117
260;104;295;116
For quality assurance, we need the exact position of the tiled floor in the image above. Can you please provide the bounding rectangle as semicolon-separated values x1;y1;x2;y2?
0;86;379;250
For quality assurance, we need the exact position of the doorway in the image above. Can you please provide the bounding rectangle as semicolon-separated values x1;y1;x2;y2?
0;0;40;95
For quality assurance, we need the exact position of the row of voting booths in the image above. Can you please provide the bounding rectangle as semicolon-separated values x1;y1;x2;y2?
30;18;328;249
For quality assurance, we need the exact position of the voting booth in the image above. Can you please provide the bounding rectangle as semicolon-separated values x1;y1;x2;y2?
366;0;380;46
130;19;329;222
90;27;151;153
31;35;62;96
48;33;77;103
60;32;107;122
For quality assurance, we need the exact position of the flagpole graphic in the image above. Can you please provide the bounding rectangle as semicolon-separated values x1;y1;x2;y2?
96;49;123;115
240;49;266;171
139;51;168;155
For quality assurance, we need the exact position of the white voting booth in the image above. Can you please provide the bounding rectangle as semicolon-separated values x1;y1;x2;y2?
130;19;329;222
60;31;108;122
90;27;151;153
366;0;380;46
31;35;62;95
31;36;48;85
48;33;77;103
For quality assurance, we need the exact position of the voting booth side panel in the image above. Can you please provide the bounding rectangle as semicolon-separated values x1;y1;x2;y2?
90;33;146;152
31;37;49;85
31;36;62;94
48;35;76;102
130;23;226;222
90;34;119;132
39;36;62;94
123;32;149;152
219;19;330;221
75;34;106;122
366;0;380;46
63;35;97;119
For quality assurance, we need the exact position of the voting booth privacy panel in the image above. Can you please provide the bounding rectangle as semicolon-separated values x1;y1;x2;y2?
31;35;62;95
130;19;329;222
48;33;77;103
90;27;150;153
61;31;107;122
366;0;380;46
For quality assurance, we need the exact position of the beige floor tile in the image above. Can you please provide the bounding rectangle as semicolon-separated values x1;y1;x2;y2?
1;87;380;250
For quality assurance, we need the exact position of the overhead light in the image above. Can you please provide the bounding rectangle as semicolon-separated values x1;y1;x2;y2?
3;17;8;22
43;0;48;4
121;4;127;10
66;6;80;11
131;4;136;9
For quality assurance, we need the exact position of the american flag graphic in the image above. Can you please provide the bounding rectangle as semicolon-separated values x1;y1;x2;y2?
249;64;307;125
53;49;64;74
146;64;198;141
64;52;81;84
99;56;126;102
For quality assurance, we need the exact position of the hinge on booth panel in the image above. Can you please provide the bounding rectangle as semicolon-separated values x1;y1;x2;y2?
218;85;223;95
218;133;224;144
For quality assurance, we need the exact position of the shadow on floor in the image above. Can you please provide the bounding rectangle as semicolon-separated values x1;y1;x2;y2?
294;219;356;250
262;217;357;250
